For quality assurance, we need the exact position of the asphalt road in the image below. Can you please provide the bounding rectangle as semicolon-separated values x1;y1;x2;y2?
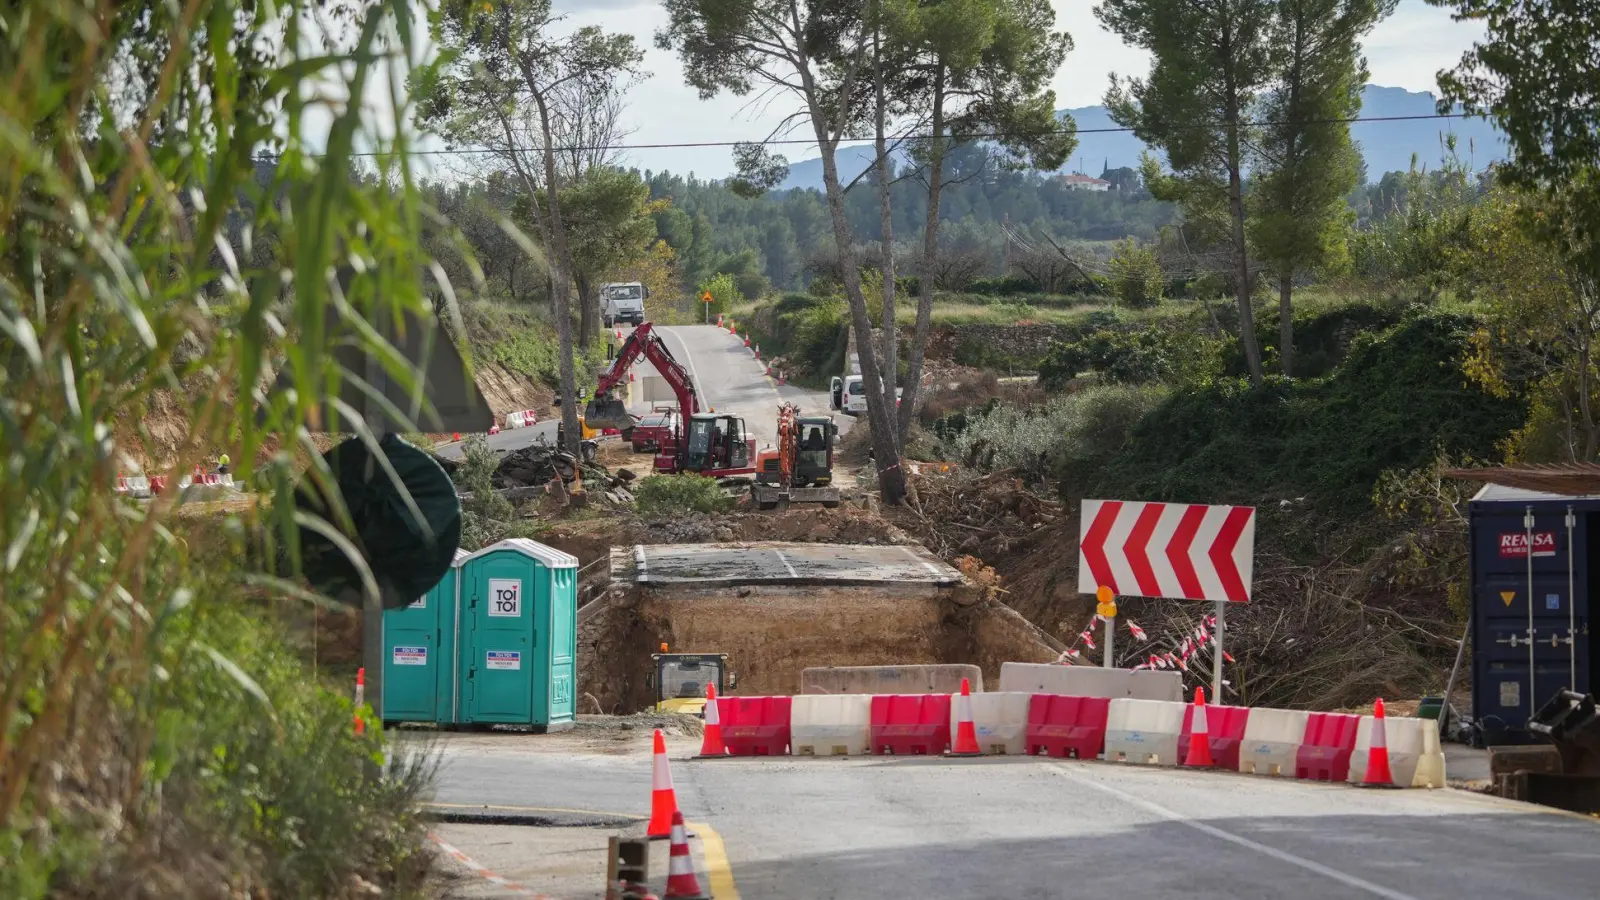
424;732;1600;900
433;324;848;461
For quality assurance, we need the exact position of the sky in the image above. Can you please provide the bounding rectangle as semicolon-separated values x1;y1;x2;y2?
397;0;1486;180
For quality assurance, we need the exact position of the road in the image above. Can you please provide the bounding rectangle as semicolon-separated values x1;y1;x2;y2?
434;324;848;460
420;729;1600;900
624;542;960;586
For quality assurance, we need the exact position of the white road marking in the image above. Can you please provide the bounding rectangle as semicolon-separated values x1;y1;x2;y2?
774;549;799;578
656;326;708;411
634;545;649;582
1049;766;1423;900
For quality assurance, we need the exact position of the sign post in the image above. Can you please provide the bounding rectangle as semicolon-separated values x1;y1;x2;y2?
1078;499;1256;696
702;290;713;324
1096;585;1117;668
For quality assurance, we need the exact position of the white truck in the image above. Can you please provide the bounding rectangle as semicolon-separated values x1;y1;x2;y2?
601;281;648;328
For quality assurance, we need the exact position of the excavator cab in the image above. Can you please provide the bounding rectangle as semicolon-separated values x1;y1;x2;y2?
680;414;749;474
794;417;835;486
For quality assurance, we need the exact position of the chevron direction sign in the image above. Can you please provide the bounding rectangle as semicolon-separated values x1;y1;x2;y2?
1077;500;1257;603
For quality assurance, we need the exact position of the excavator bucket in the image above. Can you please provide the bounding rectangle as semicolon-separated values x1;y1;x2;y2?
583;396;632;430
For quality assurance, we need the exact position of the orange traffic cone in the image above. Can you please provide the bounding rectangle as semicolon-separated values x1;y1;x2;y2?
742;334;750;347
663;811;708;899
353;667;366;737
1184;687;1213;767
647;729;679;838
452;432;461;442
753;344;760;358
1361;697;1397;787
949;677;982;757
697;684;727;758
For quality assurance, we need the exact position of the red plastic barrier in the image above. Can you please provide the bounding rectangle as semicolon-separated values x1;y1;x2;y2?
720;696;792;756
869;694;952;756
1179;703;1252;770
1294;712;1360;782
1026;694;1111;759
150;475;169;494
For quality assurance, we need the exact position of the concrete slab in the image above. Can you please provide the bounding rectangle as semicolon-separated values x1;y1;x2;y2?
619;541;960;587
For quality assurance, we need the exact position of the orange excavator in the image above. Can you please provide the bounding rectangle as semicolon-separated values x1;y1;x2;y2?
752;403;840;509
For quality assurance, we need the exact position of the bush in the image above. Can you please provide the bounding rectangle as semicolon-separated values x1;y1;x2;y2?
1091;310;1526;514
943;385;1170;484
698;272;741;319
1039;327;1223;388
633;475;736;517
1108;238;1164;308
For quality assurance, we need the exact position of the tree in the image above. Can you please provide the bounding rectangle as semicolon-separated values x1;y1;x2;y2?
1250;0;1391;376
555;167;663;332
658;0;912;503
896;0;1076;435
421;0;642;451
1108;238;1164;308
1457;188;1600;462
1098;0;1274;383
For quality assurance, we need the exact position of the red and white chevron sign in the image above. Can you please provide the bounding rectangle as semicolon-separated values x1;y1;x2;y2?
1077;499;1257;603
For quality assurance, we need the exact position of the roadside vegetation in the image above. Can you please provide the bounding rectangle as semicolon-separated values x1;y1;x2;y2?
0;0;449;895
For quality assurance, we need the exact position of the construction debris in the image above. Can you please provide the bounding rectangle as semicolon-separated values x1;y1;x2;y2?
493;444;581;488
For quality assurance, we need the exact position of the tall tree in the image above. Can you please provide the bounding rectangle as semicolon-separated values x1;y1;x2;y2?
554;167;663;331
1250;0;1392;376
420;0;641;449
1098;0;1274;383
897;0;1076;432
658;0;911;503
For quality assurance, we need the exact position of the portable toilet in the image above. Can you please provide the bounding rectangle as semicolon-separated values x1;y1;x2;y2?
381;548;470;726
457;538;578;731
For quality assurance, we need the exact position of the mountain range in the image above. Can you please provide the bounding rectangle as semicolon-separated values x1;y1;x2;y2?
773;85;1506;192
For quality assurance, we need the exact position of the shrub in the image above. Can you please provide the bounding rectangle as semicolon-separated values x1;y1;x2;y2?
633;475;736;517
1039;327;1223;388
698;272;741;319
943;385;1169;484
1108;238;1164;308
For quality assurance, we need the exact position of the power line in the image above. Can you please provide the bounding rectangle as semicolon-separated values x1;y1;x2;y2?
292;111;1474;159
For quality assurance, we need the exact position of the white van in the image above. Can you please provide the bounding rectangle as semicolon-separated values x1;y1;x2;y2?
601;282;648;327
829;373;902;417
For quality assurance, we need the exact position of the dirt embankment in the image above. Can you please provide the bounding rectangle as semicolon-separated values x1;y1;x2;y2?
473;362;554;418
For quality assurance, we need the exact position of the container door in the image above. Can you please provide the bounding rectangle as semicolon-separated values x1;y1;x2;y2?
382;593;438;723
548;566;576;725
465;555;534;723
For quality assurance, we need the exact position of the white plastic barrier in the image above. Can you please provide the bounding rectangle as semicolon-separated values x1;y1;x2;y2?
998;662;1182;702
1103;698;1186;766
506;411;528;429
950;691;1032;755
791;694;872;757
1237;707;1309;777
1348;715;1447;788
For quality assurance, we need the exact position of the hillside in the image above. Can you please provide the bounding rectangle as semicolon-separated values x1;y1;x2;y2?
774;84;1507;191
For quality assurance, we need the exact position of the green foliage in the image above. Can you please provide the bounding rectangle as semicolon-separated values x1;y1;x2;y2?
633;475;736;517
698;272;741;320
1;0;442;890
1107;239;1164;308
1346;148;1480;294
1039;327;1223;387
1220;300;1408;379
943;385;1171;484
1090;311;1526;512
560;167;663;296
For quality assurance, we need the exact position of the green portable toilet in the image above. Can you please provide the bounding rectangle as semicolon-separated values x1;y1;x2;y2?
381;547;470;726
457;538;578;731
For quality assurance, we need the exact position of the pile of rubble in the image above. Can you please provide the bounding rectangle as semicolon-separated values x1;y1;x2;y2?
492;444;582;488
904;467;1062;558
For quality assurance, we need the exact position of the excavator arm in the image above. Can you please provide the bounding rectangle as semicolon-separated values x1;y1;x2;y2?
585;322;702;428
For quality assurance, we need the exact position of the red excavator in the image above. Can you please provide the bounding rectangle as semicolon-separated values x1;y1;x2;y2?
584;322;754;477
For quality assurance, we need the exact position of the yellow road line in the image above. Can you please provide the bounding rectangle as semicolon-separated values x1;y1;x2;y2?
425;801;644;819
689;820;740;900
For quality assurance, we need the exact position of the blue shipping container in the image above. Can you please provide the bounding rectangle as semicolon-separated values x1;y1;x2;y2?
1469;484;1596;744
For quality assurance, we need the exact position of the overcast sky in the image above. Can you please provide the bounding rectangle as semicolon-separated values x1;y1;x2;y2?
404;0;1485;180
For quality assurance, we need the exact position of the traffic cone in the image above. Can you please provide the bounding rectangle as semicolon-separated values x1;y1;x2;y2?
753;343;760;358
777;371;785;386
353;667;366;737
1184;687;1213;767
949;677;982;757
647;729;679;838
1361;697;1397;787
663;811;708;899
697;684;727;758
616;328;623;341
452;432;461;442
742;334;750;347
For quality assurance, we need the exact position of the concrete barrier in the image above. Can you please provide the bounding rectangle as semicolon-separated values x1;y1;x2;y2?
1237;708;1309;777
790;694;872;756
1104;698;1186;766
997;662;1181;702
801;664;982;696
951;691;1032;755
1348;715;1447;788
